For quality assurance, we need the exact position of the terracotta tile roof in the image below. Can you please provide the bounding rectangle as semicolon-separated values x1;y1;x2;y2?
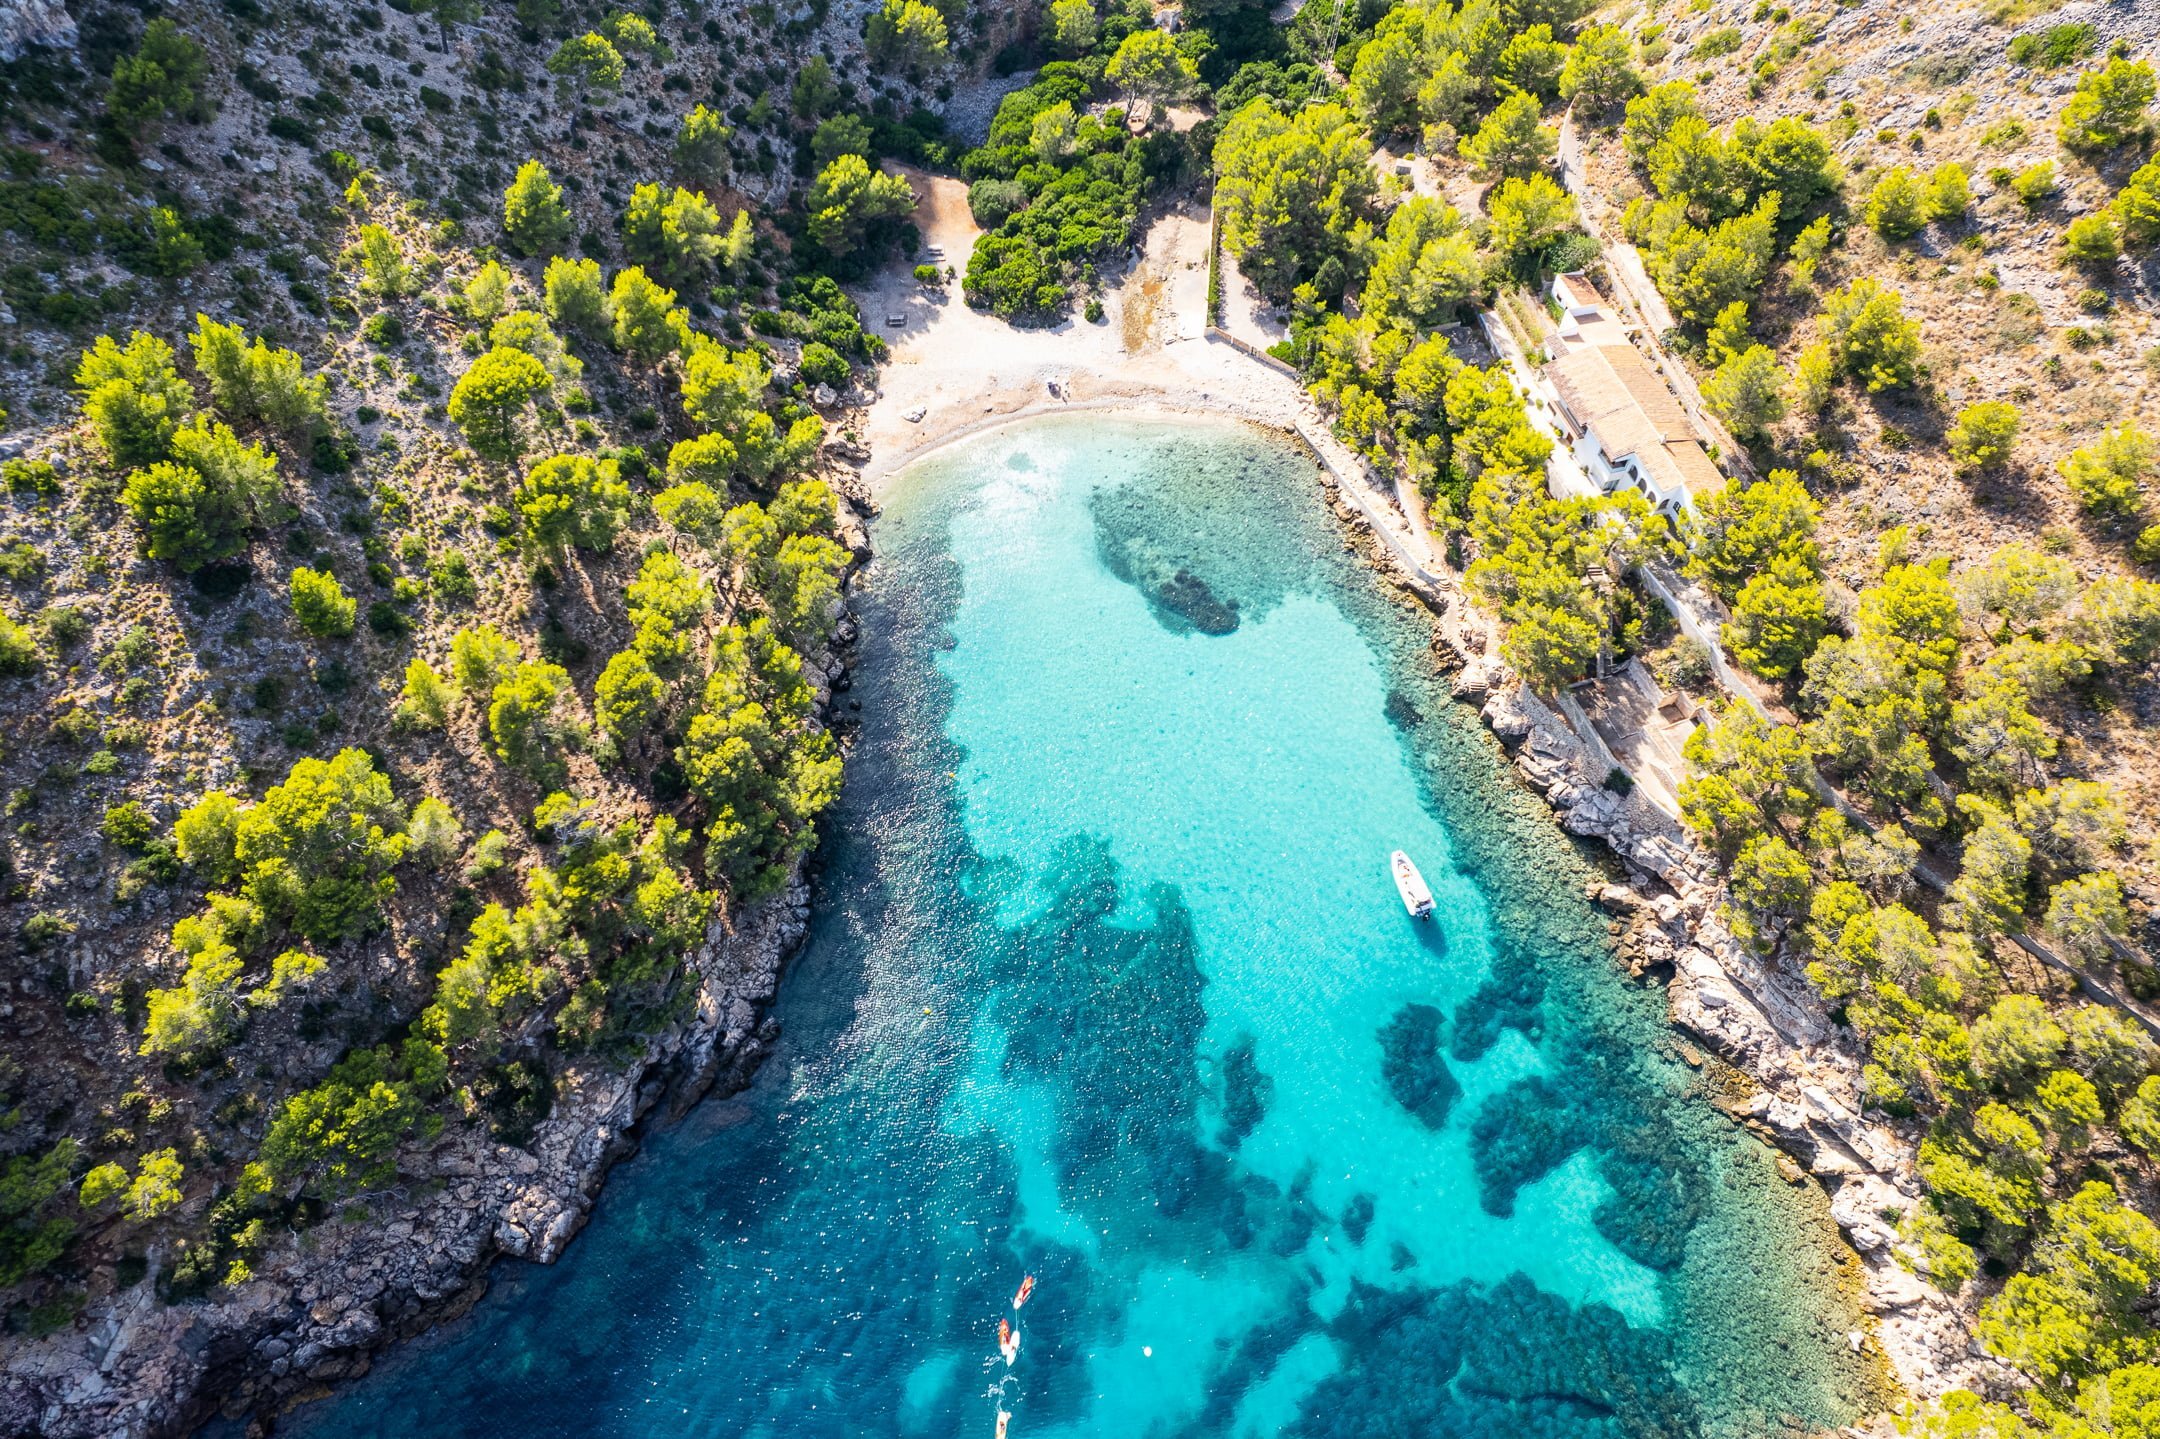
1661;438;1726;496
1547;342;1722;498
1555;270;1608;310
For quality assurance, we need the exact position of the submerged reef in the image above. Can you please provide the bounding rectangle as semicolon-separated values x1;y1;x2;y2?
1378;1003;1462;1129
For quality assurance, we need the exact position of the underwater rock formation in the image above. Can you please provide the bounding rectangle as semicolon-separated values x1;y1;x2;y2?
1378;1003;1461;1129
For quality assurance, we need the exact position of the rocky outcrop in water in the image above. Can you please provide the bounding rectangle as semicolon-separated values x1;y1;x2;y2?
1470;681;2003;1407
1378;1004;1460;1130
0;0;73;60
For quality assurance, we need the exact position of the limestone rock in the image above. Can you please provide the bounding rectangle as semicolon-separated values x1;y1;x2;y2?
0;0;73;61
1479;688;1531;741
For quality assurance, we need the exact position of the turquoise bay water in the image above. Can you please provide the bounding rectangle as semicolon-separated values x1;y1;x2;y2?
286;415;1879;1439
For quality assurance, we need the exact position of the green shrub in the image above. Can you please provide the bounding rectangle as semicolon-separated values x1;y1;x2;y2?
675;104;732;186
394;659;452;730
0;1141;79;1288
2059;426;2155;520
2012;162;2058;208
2117;160;2160;249
108;19;209;135
2058;57;2157;152
75;331;192;467
101;801;155;849
235;748;405;941
448;347;553;461
502;159;572;256
40;607;89;649
1924;162;1971;222
542;256;608;338
798;341;850;389
1693;26;1743;57
353;223;414;297
1865;166;1926;239
2008;23;2095;68
514;454;631;552
120;421;277;572
1822;278;1923;391
405;795;463;868
261;1040;445;1197
2063;213;2121;266
140;206;203;276
366;600;412;636
464;829;510;880
0;610;43;677
967;178;1026;228
805;153;915;258
547;33;626;90
288;567;357;638
2;459;60;495
188;314;325;437
488;660;581;779
1949;401;2020;474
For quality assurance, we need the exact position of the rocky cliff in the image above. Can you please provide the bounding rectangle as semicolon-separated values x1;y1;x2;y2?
1478;681;2001;1408
1;878;812;1439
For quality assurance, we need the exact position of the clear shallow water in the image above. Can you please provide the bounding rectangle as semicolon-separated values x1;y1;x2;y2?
283;415;1881;1439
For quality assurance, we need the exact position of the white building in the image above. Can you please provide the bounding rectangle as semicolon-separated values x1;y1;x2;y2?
1542;272;1724;519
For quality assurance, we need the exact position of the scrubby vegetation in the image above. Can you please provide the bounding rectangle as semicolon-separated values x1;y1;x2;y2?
1182;0;2160;1431
0;0;2155;1430
1598;54;2160;1430
1212;0;1661;693
0;0;890;1338
956;2;1201;320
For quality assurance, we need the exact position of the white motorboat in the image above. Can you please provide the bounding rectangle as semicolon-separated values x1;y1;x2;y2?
1391;850;1435;918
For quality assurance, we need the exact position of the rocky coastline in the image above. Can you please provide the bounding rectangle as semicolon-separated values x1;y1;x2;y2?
0;513;869;1439
4;398;1988;1438
1305;462;2001;1420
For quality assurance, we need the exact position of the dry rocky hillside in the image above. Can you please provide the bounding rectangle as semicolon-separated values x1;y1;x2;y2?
1209;0;2160;1426
0;0;989;1430
1579;0;2160;895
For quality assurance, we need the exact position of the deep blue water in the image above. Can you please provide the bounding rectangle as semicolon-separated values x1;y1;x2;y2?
282;416;1878;1439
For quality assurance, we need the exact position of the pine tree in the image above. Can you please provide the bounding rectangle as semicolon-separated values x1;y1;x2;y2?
503;160;573;256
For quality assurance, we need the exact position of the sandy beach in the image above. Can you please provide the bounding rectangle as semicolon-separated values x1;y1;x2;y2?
846;166;1317;495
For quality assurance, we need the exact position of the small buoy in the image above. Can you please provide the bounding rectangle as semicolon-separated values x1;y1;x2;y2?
1142;1346;1153;1358
924;1006;933;1015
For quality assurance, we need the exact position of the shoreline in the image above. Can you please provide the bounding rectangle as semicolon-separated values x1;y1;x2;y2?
1292;432;1993;1414
860;381;1970;1423
858;388;1302;492
8;177;1976;1437
835;162;1986;1411
5;887;823;1439
1;649;856;1439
